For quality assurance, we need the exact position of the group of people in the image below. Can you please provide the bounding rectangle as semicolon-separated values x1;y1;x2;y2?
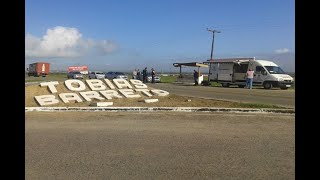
132;67;156;83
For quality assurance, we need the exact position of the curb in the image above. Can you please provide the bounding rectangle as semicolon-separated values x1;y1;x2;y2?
25;107;295;114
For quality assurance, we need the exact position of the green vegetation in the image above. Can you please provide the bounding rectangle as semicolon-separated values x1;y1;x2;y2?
26;73;179;83
160;75;177;83
25;73;70;82
209;82;221;87
232;102;284;109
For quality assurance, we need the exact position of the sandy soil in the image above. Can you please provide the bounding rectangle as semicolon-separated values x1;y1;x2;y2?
25;82;240;107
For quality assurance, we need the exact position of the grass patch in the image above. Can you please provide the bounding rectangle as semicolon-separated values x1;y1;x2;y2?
25;73;70;82
160;75;177;83
231;102;284;109
210;82;221;87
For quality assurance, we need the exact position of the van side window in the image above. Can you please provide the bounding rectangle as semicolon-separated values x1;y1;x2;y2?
256;66;266;74
234;63;248;73
240;64;248;73
256;66;263;72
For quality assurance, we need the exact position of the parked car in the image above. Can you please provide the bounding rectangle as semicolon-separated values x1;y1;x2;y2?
105;72;128;80
89;71;105;79
67;71;84;79
147;76;161;83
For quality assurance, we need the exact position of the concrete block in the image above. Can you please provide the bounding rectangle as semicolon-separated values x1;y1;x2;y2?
79;91;105;101
144;99;159;103
40;81;59;93
99;90;123;100
65;79;86;91
130;79;148;89
86;79;106;91
90;102;113;107
34;95;59;106
59;93;83;103
113;79;133;89
151;89;169;96
135;89;152;97
119;89;141;98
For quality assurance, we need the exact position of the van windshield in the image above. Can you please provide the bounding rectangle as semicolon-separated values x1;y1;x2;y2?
264;66;285;74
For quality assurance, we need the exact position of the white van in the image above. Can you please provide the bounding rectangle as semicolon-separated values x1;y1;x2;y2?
205;57;294;89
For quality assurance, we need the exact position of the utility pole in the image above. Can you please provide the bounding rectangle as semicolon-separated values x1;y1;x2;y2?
207;28;221;81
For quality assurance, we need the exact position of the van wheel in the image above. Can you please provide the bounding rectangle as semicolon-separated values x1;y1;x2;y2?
263;82;273;89
222;83;229;87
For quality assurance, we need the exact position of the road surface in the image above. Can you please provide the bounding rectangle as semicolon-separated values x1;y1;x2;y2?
26;112;295;179
149;83;295;108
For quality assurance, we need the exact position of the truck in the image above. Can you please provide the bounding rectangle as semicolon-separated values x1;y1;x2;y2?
68;65;89;75
205;57;294;89
27;62;50;77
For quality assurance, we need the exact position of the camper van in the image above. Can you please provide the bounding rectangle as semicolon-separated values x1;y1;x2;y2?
205;57;294;89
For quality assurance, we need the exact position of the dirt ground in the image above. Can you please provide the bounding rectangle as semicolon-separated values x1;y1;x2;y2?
25;82;245;108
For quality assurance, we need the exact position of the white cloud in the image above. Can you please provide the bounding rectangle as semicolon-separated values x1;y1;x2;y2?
25;26;118;58
95;40;118;55
275;48;290;54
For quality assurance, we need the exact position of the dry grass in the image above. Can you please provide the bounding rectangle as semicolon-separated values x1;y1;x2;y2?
25;81;238;108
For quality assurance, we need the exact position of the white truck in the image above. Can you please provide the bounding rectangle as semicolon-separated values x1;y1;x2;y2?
205;57;294;89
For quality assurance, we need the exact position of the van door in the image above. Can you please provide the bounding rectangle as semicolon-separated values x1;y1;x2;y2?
232;62;248;82
217;62;233;81
210;63;219;81
254;66;266;84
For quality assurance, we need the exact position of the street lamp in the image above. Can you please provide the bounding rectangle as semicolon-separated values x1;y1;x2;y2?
207;28;221;81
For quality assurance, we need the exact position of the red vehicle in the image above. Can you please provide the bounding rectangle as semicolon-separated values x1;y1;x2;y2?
27;62;50;77
68;66;88;74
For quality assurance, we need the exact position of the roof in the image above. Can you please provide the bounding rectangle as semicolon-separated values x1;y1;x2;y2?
173;62;208;67
204;57;255;63
30;62;50;64
256;60;278;66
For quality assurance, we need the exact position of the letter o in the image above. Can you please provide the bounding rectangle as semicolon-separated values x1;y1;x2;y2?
65;79;86;91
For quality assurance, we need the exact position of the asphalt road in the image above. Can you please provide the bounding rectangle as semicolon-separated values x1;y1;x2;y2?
148;83;295;108
26;112;295;179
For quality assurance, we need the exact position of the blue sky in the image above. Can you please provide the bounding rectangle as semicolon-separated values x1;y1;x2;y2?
25;0;295;72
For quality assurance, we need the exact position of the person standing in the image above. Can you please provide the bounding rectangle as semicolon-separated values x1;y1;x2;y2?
246;68;254;89
151;68;156;83
193;70;199;86
142;67;148;83
137;69;141;80
132;69;137;79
